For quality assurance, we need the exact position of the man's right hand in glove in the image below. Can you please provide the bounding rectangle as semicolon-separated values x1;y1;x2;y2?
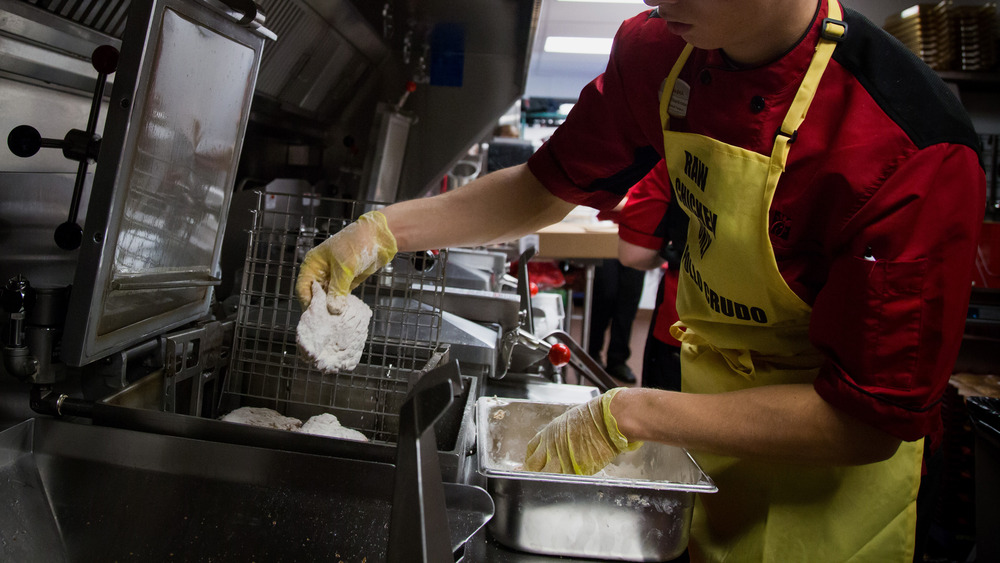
524;387;642;475
295;210;397;314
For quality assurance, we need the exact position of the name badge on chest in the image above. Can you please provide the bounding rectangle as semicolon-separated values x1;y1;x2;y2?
667;78;691;119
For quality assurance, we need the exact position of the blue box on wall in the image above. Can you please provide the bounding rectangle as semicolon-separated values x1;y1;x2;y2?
430;23;464;87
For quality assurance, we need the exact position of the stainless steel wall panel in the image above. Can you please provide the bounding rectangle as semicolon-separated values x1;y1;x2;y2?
0;0;120;93
0;171;91;288
0;35;106;91
0;78;106;173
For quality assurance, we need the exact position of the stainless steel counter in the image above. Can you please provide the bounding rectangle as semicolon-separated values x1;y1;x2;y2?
2;374;682;562
0;416;493;562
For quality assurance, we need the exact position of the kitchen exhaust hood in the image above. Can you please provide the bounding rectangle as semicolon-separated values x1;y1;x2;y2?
244;0;540;201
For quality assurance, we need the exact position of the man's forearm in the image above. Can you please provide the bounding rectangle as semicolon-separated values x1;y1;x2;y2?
382;163;576;252
619;239;665;270
611;384;902;466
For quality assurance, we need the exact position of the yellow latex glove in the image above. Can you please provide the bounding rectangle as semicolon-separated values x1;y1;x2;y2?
295;211;397;314
524;387;642;475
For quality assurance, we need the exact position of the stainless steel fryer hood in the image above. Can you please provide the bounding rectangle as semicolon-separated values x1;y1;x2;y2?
245;0;540;201
245;0;539;201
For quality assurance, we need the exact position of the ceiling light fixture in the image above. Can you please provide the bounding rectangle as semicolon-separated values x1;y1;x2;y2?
543;36;614;55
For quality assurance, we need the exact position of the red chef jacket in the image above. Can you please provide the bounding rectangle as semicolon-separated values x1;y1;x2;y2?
526;2;986;442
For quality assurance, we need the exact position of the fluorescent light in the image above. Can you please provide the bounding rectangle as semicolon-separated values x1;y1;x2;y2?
544;36;614;55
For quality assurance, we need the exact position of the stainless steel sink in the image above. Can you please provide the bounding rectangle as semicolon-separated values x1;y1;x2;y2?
0;417;493;562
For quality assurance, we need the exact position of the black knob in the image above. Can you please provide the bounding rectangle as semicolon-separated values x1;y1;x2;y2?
8;125;42;158
91;45;119;75
54;221;83;251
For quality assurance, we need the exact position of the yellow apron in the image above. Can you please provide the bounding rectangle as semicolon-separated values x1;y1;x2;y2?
661;1;923;560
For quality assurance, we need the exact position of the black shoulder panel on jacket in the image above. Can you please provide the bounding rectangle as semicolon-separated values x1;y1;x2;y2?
586;145;661;196
833;8;982;157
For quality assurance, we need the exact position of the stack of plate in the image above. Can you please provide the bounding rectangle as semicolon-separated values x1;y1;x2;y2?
949;4;998;71
884;2;955;70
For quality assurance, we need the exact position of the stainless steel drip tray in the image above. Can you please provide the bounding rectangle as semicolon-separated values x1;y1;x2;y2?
0;417;493;562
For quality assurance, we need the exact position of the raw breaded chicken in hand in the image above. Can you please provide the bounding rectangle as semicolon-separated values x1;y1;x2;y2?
294;210;396;371
524;387;642;475
295;210;397;314
297;281;372;372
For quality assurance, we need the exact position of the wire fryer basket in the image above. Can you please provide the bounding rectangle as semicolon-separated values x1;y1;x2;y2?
225;192;449;443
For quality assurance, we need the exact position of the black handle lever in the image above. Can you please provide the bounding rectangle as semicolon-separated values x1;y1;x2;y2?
217;0;259;26
5;44;118;250
6;125;102;161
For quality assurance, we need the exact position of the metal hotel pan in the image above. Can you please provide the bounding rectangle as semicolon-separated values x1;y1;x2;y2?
476;397;717;561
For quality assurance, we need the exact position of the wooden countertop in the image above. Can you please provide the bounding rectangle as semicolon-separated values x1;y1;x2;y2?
531;221;619;260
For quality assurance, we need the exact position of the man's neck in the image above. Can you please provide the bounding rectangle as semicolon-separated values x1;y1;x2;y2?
724;0;822;67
